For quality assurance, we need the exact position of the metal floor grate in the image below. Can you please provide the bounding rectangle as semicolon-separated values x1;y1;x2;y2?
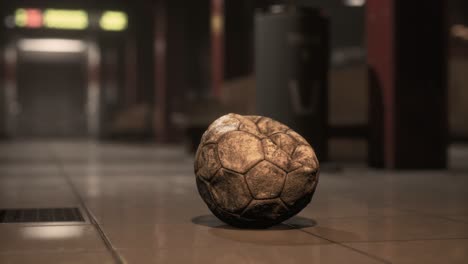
0;208;84;223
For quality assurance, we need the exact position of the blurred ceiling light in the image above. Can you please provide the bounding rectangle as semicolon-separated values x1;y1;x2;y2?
26;9;42;28
270;5;286;14
15;8;42;28
99;11;127;31
15;8;29;27
43;9;88;30
22;226;84;240
451;24;468;40
343;0;366;7
18;39;87;53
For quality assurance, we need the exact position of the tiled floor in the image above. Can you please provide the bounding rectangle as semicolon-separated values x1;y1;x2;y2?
1;141;468;264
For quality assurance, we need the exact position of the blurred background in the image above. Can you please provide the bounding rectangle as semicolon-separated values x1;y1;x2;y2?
1;1;468;263
0;0;467;169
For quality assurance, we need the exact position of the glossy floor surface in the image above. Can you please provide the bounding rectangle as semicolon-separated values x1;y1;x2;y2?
1;141;468;264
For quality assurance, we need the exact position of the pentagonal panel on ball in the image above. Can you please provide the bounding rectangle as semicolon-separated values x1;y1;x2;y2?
281;167;318;207
244;115;263;123
286;129;309;145
210;169;252;213
270;133;297;156
196;177;218;212
235;115;264;138
195;144;221;181
201;114;240;144
262;139;291;172
241;199;289;221
257;117;290;136
245;161;286;199
292;145;318;168
217;131;264;173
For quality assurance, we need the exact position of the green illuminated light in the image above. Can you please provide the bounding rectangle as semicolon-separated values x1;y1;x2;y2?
43;9;88;30
100;11;127;31
15;8;28;27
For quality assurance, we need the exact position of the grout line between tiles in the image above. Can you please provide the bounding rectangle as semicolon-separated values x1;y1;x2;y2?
337;237;468;244
285;223;392;264
0;223;90;227
49;146;126;264
398;208;468;224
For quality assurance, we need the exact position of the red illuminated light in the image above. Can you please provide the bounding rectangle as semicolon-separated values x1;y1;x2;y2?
26;9;42;28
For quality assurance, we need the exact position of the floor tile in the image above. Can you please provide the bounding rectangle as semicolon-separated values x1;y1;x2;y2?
0;251;114;264
1;141;468;264
345;239;468;264
295;215;468;242
446;215;468;223
0;176;79;207
102;221;329;250
119;244;384;264
0;225;106;253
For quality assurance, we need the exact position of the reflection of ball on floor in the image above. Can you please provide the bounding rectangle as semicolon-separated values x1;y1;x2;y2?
194;113;319;228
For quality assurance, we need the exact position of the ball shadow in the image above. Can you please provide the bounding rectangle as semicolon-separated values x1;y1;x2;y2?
191;215;322;246
191;214;317;230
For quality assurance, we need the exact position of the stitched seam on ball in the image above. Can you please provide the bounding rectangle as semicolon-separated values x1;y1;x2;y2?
244;158;266;175
245;160;284;200
196;143;219;177
268;131;288;137
242;165;259;199
198;177;221;210
240;200;254;216
213;144;222;175
255;117;264;125
278;197;291;209
206;115;242;149
278;169;289;200
292;144;318;169
216;131;246;173
230;116;242;130
200;142;218;150
240;198;284;218
277;197;290;210
209;167;223;182
263;137;291;174
207;174;249;213
217;168;255;213
252;117;265;137
271;133;297;155
237;115;263;134
237;129;263;140
215;129;240;146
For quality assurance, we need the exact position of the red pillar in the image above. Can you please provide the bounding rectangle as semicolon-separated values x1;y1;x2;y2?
367;0;448;169
367;0;395;168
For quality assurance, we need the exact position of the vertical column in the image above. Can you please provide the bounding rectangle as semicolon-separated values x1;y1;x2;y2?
4;45;17;137
367;0;395;168
224;0;254;80
211;0;224;98
0;45;5;137
124;37;137;107
154;0;167;142
367;0;448;169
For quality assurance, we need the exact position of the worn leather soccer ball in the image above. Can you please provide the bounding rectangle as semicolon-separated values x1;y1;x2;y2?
194;113;319;228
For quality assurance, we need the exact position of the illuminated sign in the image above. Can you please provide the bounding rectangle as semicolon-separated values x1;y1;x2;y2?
15;8;42;28
18;39;87;53
15;9;28;27
43;9;88;30
12;8;128;31
100;11;127;31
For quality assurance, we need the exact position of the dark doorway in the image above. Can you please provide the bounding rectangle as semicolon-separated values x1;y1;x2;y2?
15;49;88;138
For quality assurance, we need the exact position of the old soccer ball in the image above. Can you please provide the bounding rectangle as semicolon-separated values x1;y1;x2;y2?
194;113;319;228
